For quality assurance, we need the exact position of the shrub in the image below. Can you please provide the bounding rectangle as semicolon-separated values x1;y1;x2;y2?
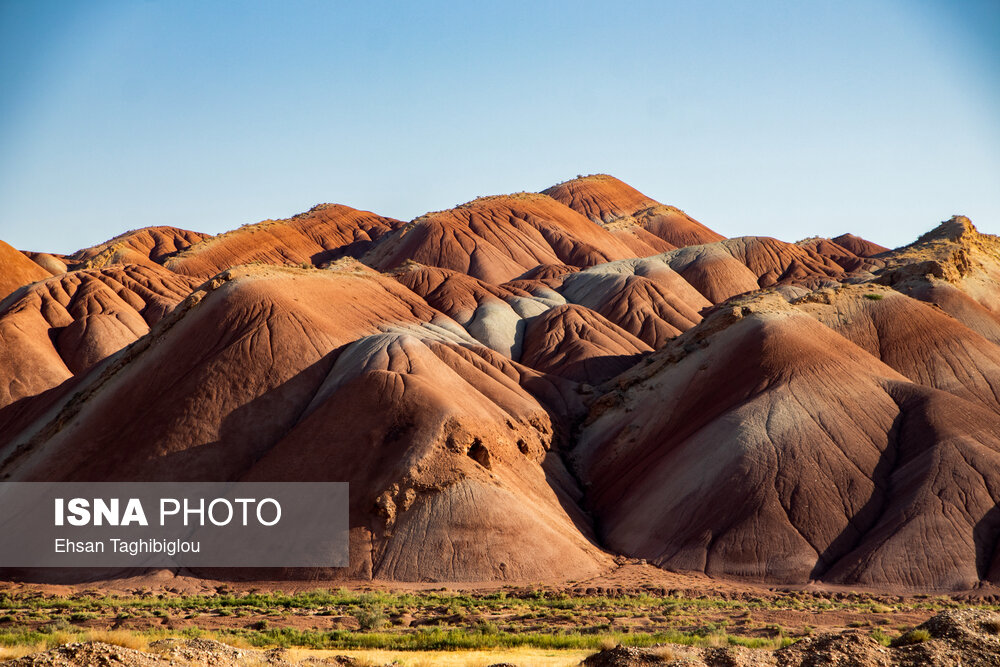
39;619;71;634
864;293;884;301
353;605;387;631
474;621;498;635
762;624;784;637
892;628;931;646
870;628;892;646
69;612;97;623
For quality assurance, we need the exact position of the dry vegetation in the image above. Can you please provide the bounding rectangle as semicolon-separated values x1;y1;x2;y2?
0;586;987;660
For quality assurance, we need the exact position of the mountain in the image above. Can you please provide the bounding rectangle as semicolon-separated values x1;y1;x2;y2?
0;264;198;409
833;232;890;257
69;226;211;270
166;204;404;278
573;291;1000;589
2;177;998;591
0;240;51;301
362;193;639;283
542;174;725;249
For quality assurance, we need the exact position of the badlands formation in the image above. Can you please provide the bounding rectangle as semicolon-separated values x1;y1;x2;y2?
2;174;1000;592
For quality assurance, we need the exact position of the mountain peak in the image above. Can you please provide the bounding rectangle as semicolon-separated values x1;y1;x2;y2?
914;215;977;245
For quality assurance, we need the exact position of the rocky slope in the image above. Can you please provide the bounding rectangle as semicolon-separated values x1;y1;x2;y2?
582;609;1000;666
1;175;998;591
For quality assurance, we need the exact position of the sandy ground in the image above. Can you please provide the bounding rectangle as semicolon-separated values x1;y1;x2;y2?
287;647;593;666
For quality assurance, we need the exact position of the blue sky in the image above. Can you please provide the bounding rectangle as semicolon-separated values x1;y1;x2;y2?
0;0;997;253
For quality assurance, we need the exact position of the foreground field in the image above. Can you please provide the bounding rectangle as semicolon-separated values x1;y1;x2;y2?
0;584;992;659
5;610;1000;666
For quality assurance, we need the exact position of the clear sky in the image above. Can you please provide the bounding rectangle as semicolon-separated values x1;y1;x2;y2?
0;0;997;254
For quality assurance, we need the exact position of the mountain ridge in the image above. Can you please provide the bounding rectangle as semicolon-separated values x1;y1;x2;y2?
1;175;996;592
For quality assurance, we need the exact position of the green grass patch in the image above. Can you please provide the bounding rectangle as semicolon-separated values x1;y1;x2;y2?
226;626;790;651
0;624;791;653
